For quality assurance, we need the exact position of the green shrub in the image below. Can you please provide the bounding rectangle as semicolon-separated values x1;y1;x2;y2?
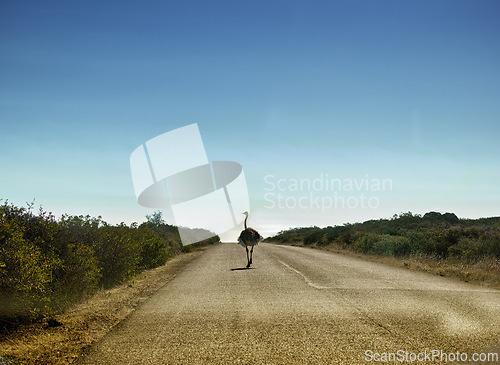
267;211;500;263
0;202;220;332
391;236;412;257
370;235;411;257
336;227;355;248
304;230;323;245
0;206;55;321
50;239;100;307
352;233;377;254
137;226;168;269
94;225;140;288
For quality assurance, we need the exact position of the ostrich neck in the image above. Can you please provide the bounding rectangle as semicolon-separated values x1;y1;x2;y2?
244;215;248;229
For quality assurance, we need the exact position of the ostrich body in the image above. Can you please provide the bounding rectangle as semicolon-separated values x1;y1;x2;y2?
238;211;262;268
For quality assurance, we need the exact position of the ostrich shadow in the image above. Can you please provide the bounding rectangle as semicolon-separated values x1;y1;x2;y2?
230;267;256;271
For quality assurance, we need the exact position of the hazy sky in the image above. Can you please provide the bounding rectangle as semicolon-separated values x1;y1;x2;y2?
1;0;499;239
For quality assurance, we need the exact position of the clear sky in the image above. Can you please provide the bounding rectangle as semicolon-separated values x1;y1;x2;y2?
1;0;499;240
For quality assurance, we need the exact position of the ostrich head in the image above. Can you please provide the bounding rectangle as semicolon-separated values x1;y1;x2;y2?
242;211;249;229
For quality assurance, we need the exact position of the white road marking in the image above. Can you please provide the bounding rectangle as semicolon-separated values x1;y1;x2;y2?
276;259;330;290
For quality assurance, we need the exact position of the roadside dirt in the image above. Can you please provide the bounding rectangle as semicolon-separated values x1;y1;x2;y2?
0;249;205;365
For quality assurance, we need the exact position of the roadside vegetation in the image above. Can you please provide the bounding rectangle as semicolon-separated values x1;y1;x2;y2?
0;201;218;333
265;212;500;288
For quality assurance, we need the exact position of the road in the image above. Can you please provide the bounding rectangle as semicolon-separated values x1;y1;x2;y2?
79;243;499;364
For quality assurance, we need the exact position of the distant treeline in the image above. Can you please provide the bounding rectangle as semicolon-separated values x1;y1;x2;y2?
0;202;218;331
265;212;500;261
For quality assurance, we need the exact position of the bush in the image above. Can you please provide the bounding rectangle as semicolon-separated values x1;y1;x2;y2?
0;202;216;331
370;235;411;257
352;233;377;253
137;226;168;269
93;225;140;288
391;236;412;257
51;240;100;306
303;230;323;245
0;204;56;322
337;227;356;247
267;211;500;262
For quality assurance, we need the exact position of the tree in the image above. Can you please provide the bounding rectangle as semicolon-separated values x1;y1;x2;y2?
145;211;165;227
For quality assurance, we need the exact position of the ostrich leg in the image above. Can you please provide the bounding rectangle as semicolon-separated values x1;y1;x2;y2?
246;246;250;268
249;245;253;265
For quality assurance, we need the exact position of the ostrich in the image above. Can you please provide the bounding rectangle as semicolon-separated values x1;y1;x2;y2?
238;211;263;268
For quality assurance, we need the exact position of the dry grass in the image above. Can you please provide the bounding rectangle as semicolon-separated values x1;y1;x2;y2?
0;249;205;365
386;254;500;289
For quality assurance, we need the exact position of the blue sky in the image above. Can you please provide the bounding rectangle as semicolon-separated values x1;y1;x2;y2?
1;0;499;239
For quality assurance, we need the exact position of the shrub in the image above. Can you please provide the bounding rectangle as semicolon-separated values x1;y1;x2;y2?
370;235;411;257
137;226;168;269
267;211;500;263
50;238;100;307
352;233;377;254
0;206;55;321
94;225;140;288
303;230;323;245
1;201;218;332
337;227;355;247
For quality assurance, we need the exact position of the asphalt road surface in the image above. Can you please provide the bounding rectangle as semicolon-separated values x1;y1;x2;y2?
79;243;499;364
